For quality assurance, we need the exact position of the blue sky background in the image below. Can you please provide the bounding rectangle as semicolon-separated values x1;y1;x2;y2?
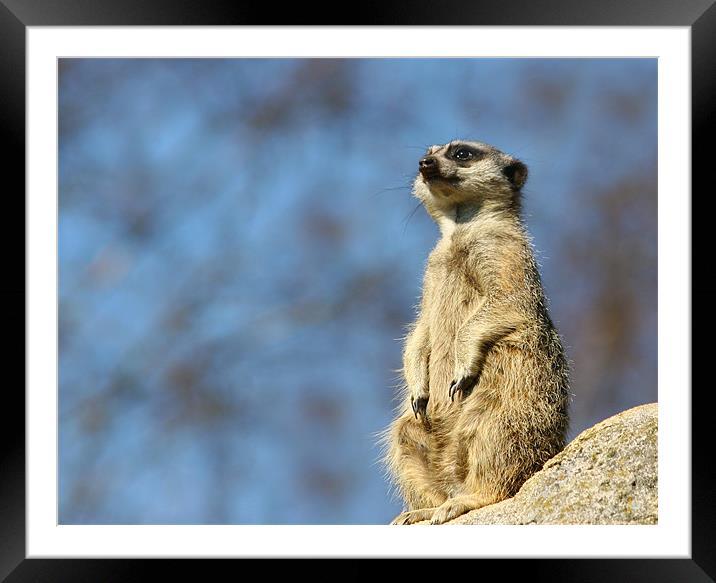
59;58;657;524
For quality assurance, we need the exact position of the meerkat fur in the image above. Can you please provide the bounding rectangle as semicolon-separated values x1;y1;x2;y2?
383;140;570;525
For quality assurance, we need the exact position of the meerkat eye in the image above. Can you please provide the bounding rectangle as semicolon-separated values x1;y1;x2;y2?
453;148;474;161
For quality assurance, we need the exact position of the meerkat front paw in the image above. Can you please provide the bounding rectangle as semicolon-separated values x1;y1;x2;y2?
449;374;478;402
410;395;428;419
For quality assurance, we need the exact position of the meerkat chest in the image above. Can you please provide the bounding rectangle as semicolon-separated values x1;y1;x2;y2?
424;237;484;322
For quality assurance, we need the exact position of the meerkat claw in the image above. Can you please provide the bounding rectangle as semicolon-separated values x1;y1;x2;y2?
450;375;478;402
411;396;428;419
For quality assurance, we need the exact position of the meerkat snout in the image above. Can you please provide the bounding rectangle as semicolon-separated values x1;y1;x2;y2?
418;156;439;176
419;157;444;183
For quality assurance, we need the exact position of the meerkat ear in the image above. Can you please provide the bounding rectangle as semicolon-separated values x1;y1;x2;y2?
504;160;528;189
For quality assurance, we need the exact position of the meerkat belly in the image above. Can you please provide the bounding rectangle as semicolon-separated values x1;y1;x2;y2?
425;260;482;406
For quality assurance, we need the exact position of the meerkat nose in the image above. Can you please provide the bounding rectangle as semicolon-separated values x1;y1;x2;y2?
419;156;436;169
419;156;439;177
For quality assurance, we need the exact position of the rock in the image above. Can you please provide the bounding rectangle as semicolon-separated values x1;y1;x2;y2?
445;403;658;524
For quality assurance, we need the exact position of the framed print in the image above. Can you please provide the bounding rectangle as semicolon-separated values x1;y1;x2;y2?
3;0;707;579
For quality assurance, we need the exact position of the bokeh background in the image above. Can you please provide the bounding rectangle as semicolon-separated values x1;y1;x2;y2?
59;58;657;524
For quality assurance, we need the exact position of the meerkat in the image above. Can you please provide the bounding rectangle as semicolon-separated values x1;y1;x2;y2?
383;140;570;525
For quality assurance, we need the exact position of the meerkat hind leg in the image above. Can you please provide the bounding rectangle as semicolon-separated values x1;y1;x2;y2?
390;507;439;525
429;493;494;525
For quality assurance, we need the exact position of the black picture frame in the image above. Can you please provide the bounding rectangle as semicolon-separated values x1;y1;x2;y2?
2;1;706;579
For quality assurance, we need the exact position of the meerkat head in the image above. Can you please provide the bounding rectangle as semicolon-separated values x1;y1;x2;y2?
413;140;528;217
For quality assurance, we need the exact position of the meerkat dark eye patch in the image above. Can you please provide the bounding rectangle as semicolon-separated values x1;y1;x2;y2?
453;148;473;161
450;145;482;162
504;160;528;189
